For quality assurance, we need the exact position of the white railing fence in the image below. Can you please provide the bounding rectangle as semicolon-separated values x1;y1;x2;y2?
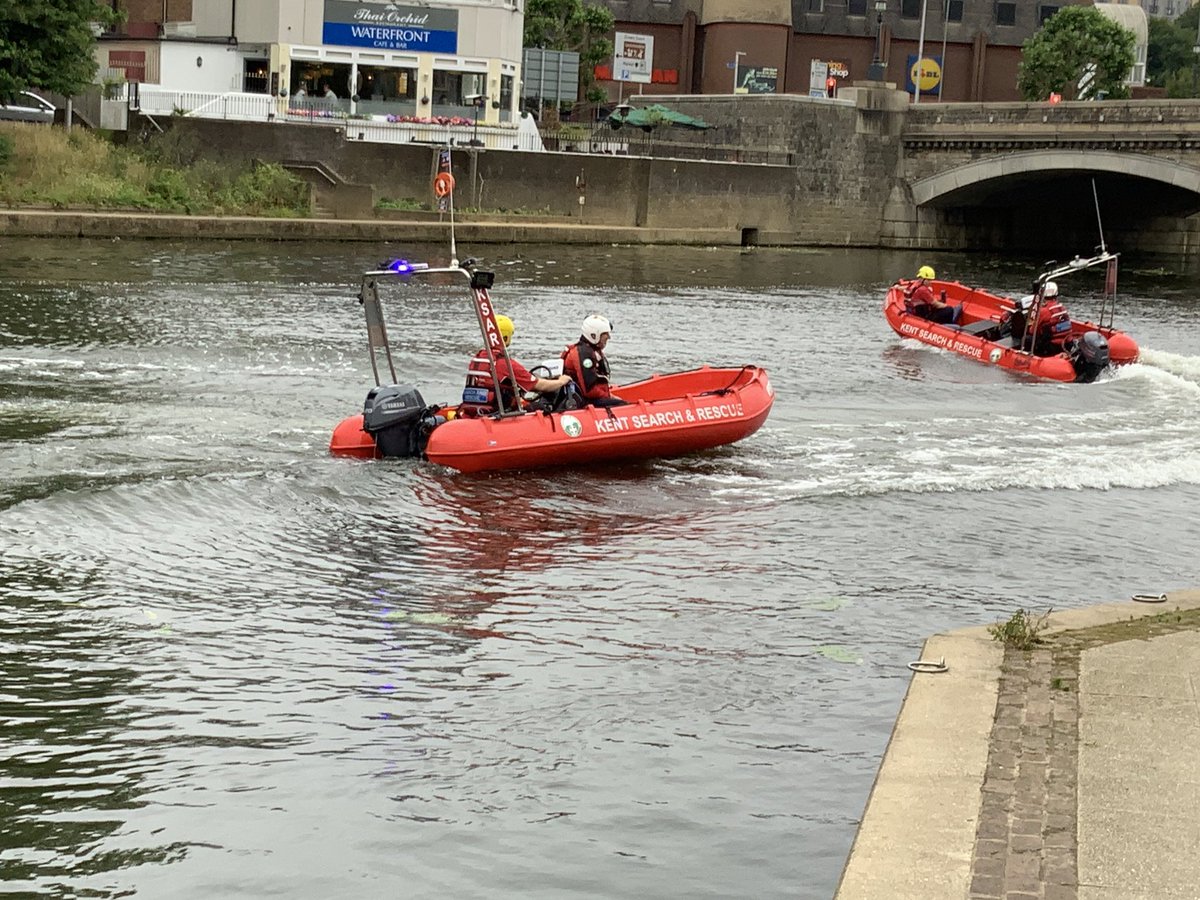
122;85;545;151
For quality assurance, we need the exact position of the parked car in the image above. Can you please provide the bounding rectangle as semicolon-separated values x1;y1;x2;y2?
0;91;56;124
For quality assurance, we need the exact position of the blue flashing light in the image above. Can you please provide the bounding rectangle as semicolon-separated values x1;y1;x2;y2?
382;259;430;275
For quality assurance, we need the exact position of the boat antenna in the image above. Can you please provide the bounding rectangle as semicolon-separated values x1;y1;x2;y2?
1091;178;1107;255
448;145;459;268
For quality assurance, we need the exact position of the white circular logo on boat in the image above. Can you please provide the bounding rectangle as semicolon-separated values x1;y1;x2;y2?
561;415;583;438
989;348;1003;363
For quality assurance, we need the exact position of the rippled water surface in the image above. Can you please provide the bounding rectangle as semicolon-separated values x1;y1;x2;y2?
3;238;1199;898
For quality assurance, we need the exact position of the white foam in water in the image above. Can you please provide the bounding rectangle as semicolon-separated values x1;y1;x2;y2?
1135;347;1200;386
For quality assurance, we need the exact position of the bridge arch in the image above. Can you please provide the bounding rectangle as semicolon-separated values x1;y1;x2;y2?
910;150;1200;208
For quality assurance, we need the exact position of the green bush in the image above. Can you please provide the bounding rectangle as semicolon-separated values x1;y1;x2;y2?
0;124;308;216
147;168;197;211
988;609;1052;650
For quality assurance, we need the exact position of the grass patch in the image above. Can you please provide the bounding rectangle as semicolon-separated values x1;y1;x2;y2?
377;196;428;211
988;608;1052;650
0;122;308;217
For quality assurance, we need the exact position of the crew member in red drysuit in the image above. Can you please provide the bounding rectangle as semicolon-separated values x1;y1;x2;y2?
561;314;625;407
460;314;571;417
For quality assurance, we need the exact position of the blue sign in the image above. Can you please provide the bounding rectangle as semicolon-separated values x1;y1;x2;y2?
323;0;458;53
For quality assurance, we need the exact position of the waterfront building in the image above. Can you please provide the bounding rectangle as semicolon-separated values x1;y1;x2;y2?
96;0;524;125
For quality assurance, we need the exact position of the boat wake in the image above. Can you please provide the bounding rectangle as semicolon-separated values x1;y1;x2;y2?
1133;347;1200;386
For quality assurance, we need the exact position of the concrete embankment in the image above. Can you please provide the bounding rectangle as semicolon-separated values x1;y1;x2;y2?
836;588;1200;900
0;209;743;246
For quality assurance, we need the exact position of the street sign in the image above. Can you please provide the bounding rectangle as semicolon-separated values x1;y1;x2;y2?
614;32;653;84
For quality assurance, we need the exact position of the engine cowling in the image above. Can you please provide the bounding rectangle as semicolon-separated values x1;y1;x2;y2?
1068;331;1110;383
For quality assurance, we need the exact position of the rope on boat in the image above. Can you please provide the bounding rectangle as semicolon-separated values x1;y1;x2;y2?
907;657;948;674
697;365;755;398
1132;593;1168;603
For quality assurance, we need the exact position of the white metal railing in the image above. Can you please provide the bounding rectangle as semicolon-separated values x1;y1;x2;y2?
338;116;543;152
129;87;276;122
121;85;545;151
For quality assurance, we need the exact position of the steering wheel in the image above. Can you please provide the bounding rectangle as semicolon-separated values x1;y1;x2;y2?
521;364;556;401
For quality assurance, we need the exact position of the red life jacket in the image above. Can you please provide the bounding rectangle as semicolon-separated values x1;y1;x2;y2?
1037;301;1072;342
561;339;612;401
460;350;518;417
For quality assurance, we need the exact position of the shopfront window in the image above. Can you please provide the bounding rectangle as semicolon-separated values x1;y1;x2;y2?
291;62;353;111
243;59;269;94
431;70;486;118
356;65;418;116
499;75;514;122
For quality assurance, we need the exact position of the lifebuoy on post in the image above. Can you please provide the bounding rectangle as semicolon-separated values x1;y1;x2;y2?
433;172;455;198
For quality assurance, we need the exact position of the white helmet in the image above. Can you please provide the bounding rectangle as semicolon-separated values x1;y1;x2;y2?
1043;281;1059;298
581;314;612;344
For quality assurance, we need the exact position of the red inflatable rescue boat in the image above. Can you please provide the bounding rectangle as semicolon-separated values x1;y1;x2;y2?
329;259;774;473
884;250;1138;383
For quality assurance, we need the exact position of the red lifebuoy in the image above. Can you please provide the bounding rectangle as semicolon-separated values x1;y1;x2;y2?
433;172;455;198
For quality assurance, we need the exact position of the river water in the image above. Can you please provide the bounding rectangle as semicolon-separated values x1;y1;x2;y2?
2;238;1199;899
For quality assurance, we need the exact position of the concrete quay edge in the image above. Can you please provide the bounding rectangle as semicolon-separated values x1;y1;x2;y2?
0;208;745;246
835;588;1200;900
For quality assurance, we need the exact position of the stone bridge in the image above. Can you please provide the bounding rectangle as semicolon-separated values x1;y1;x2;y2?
887;98;1200;256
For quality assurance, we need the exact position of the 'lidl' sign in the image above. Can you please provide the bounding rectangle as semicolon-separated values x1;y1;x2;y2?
905;54;942;96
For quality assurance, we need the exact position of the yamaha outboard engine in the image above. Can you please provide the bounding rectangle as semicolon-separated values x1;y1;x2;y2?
362;384;432;458
1068;331;1110;383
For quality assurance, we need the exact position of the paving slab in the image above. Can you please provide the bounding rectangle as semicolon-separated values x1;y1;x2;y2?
836;589;1200;900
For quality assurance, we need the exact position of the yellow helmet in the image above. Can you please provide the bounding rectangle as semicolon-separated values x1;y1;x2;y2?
495;314;514;345
917;265;936;280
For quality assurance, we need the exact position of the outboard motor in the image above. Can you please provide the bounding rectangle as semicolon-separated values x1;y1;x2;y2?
1067;331;1111;383
362;384;434;458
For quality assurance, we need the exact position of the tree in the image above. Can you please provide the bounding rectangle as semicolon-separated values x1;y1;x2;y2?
1147;6;1200;96
524;0;614;104
1147;15;1192;89
1016;6;1136;102
0;1;121;103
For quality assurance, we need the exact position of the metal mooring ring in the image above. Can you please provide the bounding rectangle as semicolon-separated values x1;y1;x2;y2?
1132;593;1168;603
907;658;949;674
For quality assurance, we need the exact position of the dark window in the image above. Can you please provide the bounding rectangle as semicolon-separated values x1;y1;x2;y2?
901;0;920;17
1038;4;1059;25
946;0;963;21
848;0;867;13
996;1;1016;25
808;0;823;10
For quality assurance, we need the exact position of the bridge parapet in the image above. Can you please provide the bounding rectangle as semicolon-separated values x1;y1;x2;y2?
903;101;1200;152
904;99;1200;130
904;100;1200;152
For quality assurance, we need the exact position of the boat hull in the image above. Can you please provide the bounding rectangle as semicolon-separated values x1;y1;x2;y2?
331;365;774;472
884;281;1139;382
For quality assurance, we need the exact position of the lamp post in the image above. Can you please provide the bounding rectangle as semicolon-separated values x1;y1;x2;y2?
914;0;929;104
733;50;746;93
467;93;484;147
868;0;887;81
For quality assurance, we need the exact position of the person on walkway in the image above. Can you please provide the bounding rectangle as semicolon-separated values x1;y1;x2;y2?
561;314;625;407
907;265;961;325
459;314;572;417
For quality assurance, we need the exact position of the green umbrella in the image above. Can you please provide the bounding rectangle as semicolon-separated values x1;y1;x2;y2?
608;103;711;132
